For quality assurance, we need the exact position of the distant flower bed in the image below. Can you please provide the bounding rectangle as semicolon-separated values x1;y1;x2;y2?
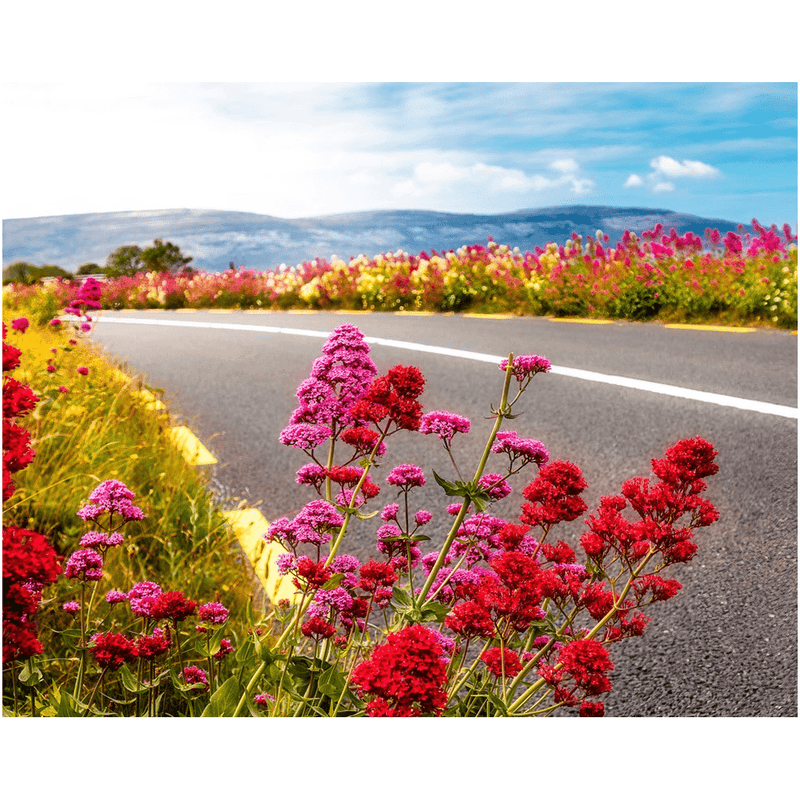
5;219;797;328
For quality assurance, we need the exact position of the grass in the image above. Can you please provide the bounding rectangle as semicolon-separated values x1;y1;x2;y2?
3;301;261;697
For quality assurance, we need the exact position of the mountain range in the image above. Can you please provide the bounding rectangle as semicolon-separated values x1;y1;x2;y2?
2;205;754;274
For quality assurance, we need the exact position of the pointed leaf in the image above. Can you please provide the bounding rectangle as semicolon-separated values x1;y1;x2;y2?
200;676;241;717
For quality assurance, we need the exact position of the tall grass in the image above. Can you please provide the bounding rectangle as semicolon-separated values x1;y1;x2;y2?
2;301;259;691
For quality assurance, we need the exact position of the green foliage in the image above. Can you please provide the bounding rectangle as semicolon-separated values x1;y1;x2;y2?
104;244;144;277
140;238;193;274
3;262;72;286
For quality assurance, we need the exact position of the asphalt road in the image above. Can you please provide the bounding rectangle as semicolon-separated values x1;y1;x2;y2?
90;309;798;717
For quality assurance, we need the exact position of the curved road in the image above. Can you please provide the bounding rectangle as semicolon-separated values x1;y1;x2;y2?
91;309;797;717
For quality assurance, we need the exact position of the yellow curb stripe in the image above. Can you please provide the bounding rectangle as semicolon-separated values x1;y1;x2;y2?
168;425;217;465
664;323;756;333
549;317;615;324
393;310;436;316
222;509;299;604
332;309;373;314
285;309;319;314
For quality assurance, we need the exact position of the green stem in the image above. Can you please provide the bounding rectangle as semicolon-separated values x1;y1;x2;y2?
417;354;516;605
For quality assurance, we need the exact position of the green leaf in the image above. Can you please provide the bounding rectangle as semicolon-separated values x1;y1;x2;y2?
56;689;80;717
18;661;43;687
321;573;345;591
432;470;462;496
419;601;450;623
201;676;241;717
198;626;228;658
118;663;147;694
353;508;382;521
317;664;346;699
391;586;412;607
408;533;431;543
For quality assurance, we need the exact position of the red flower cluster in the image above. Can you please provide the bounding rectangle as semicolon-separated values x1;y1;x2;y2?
350;365;425;431
90;631;139;670
481;646;523;678
3;325;40;502
149;591;198;622
357;560;399;593
300;616;337;639
581;438;719;568
292;557;332;591
340;426;385;456
2;526;63;664
136;628;172;659
351;625;449;716
519;461;588;528
446;551;546;638
2;324;62;665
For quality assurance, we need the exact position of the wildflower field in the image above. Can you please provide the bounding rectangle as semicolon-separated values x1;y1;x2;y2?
4;268;727;717
4;220;797;328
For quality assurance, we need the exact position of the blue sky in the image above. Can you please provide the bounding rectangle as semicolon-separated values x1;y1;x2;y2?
2;81;796;228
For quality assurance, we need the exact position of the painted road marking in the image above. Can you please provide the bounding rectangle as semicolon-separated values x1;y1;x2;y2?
222;509;298;604
168;426;218;465
95;316;799;419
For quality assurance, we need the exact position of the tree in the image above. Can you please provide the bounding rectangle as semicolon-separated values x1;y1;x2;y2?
3;262;37;285
140;239;193;273
76;263;102;276
105;245;144;277
2;262;70;285
104;239;192;276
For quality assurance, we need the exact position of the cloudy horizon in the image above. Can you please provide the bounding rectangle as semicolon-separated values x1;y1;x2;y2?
2;82;796;229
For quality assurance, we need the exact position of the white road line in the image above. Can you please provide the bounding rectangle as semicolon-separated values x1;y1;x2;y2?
94;316;798;419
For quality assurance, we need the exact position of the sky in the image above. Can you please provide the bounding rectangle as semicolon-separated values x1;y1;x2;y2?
2;81;796;229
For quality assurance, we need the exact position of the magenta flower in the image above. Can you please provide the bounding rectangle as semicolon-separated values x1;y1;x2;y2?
254;693;275;707
386;464;426;488
198;602;229;626
48;319;62;327
491;431;550;466
57;386;69;394
77;479;145;523
419;410;471;442
62;600;80;614
128;581;162;617
183;665;209;688
288;325;377;427
46;365;57;373
414;509;433;526
279;423;333;450
498;355;551;381
76;366;89;375
292;500;345;546
64;549;104;582
79;531;124;551
10;317;29;334
105;590;127;605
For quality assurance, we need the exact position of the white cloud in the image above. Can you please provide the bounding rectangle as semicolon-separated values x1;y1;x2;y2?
649;155;721;179
550;158;580;173
393;158;594;203
623;154;721;196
